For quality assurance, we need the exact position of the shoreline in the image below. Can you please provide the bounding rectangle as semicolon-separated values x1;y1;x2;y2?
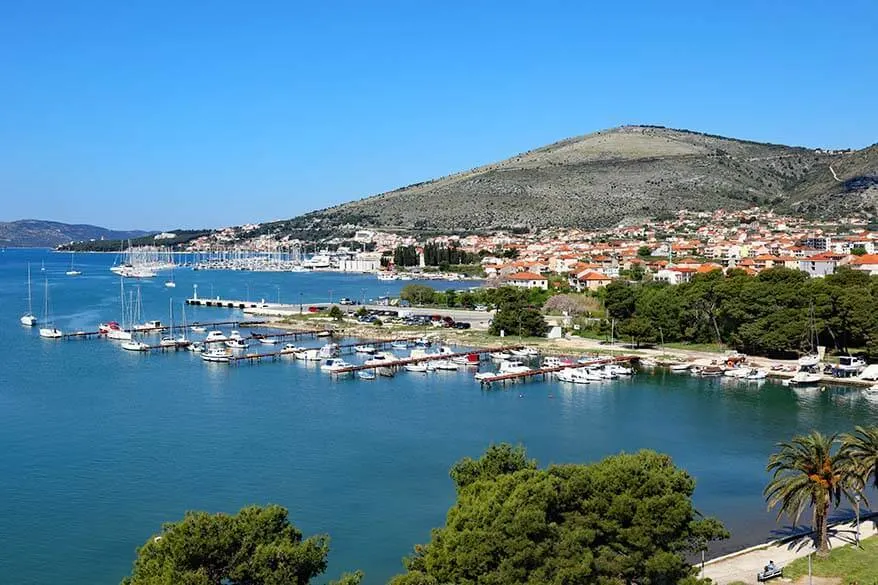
250;312;877;389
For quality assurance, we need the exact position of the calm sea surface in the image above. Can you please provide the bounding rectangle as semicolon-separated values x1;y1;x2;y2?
0;248;875;585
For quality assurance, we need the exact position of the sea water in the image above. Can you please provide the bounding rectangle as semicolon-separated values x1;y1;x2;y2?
0;249;875;585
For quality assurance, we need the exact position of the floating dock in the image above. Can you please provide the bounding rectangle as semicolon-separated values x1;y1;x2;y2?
328;345;526;375
226;336;423;365
59;319;266;341
478;356;637;387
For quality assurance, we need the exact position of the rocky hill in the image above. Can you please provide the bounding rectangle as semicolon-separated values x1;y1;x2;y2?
0;220;150;248
274;125;877;237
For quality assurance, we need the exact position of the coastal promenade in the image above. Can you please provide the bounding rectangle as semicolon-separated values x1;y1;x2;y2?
703;515;877;584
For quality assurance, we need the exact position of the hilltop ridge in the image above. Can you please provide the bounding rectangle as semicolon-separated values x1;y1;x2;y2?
268;125;876;238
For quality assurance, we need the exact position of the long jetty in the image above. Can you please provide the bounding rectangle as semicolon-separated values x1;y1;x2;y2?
59;319;266;341
226;336;422;365
328;345;526;375
478;356;638;387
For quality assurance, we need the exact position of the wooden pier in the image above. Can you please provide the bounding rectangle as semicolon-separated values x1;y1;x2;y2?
59;319;266;341
478;356;638;387
225;336;423;365
328;345;526;375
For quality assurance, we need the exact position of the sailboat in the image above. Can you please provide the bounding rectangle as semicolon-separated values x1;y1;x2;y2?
38;277;63;338
20;263;38;326
164;265;176;288
40;260;45;272
121;290;149;352
798;302;821;367
160;299;187;346
105;277;133;340
65;252;82;276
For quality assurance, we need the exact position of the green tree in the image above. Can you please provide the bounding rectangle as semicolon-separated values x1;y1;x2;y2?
391;446;728;585
618;315;655;347
400;284;435;305
764;432;853;555
840;426;878;492
327;305;344;321
120;505;345;585
851;246;867;256
637;245;653;258
489;305;547;337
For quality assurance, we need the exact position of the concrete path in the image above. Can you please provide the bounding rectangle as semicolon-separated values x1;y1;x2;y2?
703;516;877;584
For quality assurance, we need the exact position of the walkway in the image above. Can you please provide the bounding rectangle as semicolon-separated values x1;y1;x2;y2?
703;516;877;584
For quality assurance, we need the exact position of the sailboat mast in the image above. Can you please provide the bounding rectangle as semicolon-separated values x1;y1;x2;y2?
27;263;33;314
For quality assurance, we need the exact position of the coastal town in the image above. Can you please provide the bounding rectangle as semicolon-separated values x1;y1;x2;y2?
164;207;878;285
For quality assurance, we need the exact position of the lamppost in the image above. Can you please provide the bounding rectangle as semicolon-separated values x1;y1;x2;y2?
329;289;333;305
299;291;303;315
855;493;861;548
276;285;281;305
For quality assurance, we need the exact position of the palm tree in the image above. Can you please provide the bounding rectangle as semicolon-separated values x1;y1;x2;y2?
764;431;852;555
840;426;878;494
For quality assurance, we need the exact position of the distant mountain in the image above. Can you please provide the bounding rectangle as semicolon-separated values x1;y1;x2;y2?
265;125;877;238
0;220;151;248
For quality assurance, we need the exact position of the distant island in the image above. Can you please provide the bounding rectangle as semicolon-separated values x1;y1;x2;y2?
0;219;151;248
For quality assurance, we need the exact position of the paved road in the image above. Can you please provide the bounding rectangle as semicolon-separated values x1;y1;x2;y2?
703;516;876;584
255;302;495;326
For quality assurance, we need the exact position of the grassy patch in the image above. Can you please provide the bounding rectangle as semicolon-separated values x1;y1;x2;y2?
663;341;727;353
784;536;878;584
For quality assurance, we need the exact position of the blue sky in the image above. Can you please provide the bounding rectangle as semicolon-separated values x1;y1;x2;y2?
1;0;876;230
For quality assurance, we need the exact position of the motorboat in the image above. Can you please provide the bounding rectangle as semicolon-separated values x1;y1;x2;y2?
578;368;604;382
451;353;480;366
187;342;204;353
378;367;395;378
318;343;340;359
190;325;207;333
364;352;396;367
789;368;822;386
121;340;150;352
160;335;185;347
798;354;820;368
391;341;409;350
321;358;352;373
724;367;750;378
556;368;589;384
295;348;321;361
134;319;162;332
592;366;617;380
259;337;280;345
358;370;376;380
282;344;304;354
498;360;531;374
490;351;512;361
605;363;633;376
542;356;564;368
474;371;497;381
693;365;725;377
434;360;459;371
225;337;249;350
354;344;377;354
745;368;768;381
107;328;133;341
414;337;432;347
405;363;429;373
204;330;228;343
316;330;333;338
668;363;692;372
201;347;232;362
510;347;539;358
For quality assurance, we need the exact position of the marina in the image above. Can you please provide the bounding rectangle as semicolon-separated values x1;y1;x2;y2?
2;250;877;585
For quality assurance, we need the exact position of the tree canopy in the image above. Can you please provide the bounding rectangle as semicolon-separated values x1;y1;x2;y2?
120;505;357;585
391;445;728;585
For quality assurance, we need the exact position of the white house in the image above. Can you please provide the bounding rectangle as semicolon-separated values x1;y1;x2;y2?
506;271;549;290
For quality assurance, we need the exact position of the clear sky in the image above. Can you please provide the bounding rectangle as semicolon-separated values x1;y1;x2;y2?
1;0;876;230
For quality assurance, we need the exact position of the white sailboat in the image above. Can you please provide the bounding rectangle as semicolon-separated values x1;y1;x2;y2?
160;299;187;346
38;277;63;338
65;252;82;276
164;266;176;288
106;278;133;341
20;263;38;326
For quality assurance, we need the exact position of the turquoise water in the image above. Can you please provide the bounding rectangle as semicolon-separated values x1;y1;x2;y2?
1;249;875;585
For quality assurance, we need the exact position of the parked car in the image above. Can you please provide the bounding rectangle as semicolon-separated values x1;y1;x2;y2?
339;298;354;305
454;322;471;329
474;305;489;312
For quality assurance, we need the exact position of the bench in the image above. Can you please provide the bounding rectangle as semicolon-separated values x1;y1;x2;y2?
757;567;783;582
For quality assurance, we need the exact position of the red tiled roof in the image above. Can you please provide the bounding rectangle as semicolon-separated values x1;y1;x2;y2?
508;271;547;281
851;254;878;265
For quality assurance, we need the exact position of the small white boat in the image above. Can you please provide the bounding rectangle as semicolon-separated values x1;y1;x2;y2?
204;330;228;343
225;338;249;350
259;337;280;345
39;327;63;339
405;363;429;373
201;347;232;362
498;360;531;374
106;328;133;341
724;367;750;378
316;330;333;338
391;341;409;350
668;363;691;372
836;355;867;374
414;337;432;347
282;343;303;353
318;344;340;359
190;325;207;333
364;352;396;367
605;363;633;376
490;351;512;361
474;371;497;381
321;358;352;373
358;370;376;380
133;319;162;332
864;385;878;397
798;354;820;368
121;340;150;352
789;369;822;386
557;368;589;384
21;264;38;326
542;356;567;368
164;280;176;288
354;344;377;354
188;342;204;353
434;360;459;371
510;347;539;358
295;348;321;361
745;369;768;381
